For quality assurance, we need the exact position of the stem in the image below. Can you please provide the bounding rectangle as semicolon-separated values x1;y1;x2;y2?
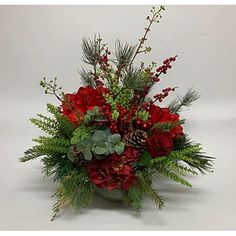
129;6;164;68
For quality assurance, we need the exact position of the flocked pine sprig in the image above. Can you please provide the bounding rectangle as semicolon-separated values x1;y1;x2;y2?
168;88;200;113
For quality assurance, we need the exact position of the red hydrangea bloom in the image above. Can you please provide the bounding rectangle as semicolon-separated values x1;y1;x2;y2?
149;104;183;137
61;86;108;125
87;147;140;191
146;130;173;158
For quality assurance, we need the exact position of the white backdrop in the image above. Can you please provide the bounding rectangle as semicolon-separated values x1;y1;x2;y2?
0;5;236;230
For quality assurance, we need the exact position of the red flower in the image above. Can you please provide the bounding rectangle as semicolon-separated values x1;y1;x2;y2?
146;130;173;158
87;148;138;191
61;86;107;124
149;104;184;137
122;174;137;191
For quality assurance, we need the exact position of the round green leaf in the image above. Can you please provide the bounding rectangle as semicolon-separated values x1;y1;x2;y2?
92;130;106;142
114;141;125;154
108;133;121;143
83;150;93;161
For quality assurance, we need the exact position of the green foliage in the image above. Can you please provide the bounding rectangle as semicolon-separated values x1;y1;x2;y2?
114;40;136;69
79;67;96;87
51;169;94;221
168;88;200;114
40;77;64;101
84;106;105;124
47;103;75;138
122;67;152;92
139;150;152;168
153;119;185;132
123;171;165;211
81;35;104;66
136;171;165;208
136;109;150;121
70;125;91;145
30;114;58;136
151;144;214;188
76;128;124;159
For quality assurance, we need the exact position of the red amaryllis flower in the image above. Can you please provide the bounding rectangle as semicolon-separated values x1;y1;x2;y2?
146;130;173;158
61;86;108;124
149;104;184;137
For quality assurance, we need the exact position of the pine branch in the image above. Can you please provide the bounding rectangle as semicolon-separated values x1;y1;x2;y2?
81;35;104;66
137;172;165;208
114;40;136;69
168;88;200;113
79;67;96;87
20;148;43;162
153;119;185;132
51;169;93;221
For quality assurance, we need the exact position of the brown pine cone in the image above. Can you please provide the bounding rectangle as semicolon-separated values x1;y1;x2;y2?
123;129;148;149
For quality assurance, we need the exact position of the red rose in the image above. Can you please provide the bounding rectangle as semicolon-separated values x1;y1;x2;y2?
146;130;173;158
61;86;107;124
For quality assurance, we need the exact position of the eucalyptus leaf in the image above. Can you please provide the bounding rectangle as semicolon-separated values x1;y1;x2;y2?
77;141;87;151
114;141;125;154
83;149;93;160
92;130;106;142
108;133;121;143
67;147;75;162
92;141;108;155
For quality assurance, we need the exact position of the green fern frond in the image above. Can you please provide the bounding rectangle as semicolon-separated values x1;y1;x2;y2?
30;114;58;136
32;136;70;154
47;103;75;138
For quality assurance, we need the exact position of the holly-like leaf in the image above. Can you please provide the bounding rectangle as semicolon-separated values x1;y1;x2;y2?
114;141;125;154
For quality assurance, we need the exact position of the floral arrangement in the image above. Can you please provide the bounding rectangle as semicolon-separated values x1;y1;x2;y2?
21;6;214;221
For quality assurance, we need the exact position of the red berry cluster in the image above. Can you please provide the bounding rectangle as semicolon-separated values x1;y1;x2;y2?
117;104;137;134
93;74;104;87
154;87;176;103
156;56;177;74
134;118;152;130
99;48;111;67
99;104;118;133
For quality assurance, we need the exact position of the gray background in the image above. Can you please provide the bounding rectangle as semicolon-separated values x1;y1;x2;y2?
0;5;236;230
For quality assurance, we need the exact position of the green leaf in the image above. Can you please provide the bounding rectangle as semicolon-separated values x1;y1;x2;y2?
108;133;121;143
105;142;115;154
93;142;108;155
114;141;125;154
77;141;87;151
92;130;106;142
83;150;93;160
139;150;152;168
67;147;75;162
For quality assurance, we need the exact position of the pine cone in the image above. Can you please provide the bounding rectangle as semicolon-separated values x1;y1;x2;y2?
72;145;87;166
123;129;148;149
